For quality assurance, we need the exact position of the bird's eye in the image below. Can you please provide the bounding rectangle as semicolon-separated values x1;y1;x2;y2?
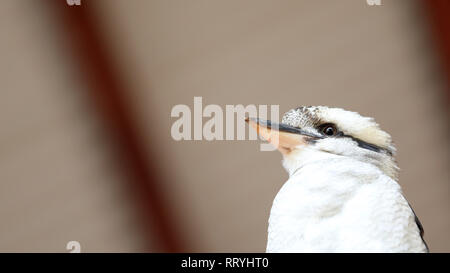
320;124;337;136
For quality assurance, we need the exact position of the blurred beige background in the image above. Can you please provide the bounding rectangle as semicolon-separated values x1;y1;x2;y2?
0;0;449;252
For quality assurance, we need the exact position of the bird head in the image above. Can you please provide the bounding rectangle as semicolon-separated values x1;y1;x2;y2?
247;106;398;179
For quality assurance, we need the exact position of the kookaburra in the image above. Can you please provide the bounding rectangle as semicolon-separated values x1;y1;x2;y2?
246;106;428;253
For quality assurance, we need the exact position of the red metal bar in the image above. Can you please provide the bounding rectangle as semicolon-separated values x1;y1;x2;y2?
421;0;450;104
46;1;185;252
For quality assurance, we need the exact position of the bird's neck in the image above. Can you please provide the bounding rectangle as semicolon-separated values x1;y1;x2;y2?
282;147;398;181
282;148;341;177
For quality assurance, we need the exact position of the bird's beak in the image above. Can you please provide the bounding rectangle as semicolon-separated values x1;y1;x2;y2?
246;117;321;155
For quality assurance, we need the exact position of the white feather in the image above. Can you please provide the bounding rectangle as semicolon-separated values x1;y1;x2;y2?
267;148;427;253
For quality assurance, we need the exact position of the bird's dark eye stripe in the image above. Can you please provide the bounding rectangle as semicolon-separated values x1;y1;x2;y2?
341;133;393;156
317;123;392;155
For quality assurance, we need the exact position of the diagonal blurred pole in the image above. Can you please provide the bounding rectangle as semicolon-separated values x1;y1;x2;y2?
46;0;185;252
421;0;450;104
